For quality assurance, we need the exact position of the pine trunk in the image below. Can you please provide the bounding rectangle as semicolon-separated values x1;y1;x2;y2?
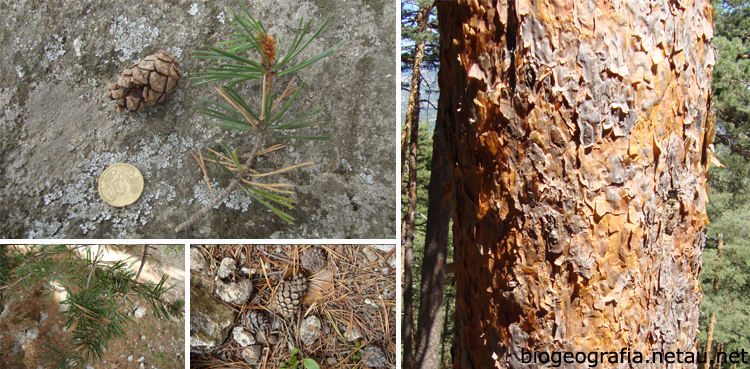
402;5;431;368
415;66;452;369
401;3;431;179
436;0;715;368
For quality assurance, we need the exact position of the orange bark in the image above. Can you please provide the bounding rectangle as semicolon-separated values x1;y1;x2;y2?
437;0;715;367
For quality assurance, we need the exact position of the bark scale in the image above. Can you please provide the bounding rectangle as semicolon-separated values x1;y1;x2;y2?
436;0;715;368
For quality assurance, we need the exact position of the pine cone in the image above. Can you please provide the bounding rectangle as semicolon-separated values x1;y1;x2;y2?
106;50;182;115
300;246;327;273
271;275;306;318
243;309;270;332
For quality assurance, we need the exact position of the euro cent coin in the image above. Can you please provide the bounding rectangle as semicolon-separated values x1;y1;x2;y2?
98;163;144;207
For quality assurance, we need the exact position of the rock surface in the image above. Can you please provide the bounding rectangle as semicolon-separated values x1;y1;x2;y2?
217;257;236;279
299;315;321;346
190;278;236;354
134;306;147;319
0;0;396;239
361;345;387;368
190;247;207;271
241;345;262;364
232;326;256;347
215;278;252;305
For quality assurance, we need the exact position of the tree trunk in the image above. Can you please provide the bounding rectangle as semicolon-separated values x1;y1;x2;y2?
414;98;452;369
436;0;715;368
402;5;432;369
704;313;716;369
401;2;432;179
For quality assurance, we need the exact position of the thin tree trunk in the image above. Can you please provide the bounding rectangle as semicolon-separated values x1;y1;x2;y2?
414;68;452;369
439;282;452;369
401;62;421;369
705;233;723;369
402;5;432;369
401;2;431;180
704;313;716;369
436;0;715;368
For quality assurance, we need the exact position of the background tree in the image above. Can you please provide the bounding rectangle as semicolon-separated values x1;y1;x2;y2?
436;1;715;368
401;1;438;368
696;1;750;367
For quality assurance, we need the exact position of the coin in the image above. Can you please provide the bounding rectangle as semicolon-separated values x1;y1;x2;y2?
98;163;144;207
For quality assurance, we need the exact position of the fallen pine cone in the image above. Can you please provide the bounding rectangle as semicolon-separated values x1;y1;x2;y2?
300;246;327;273
270;275;306;318
242;309;270;332
106;50;182;115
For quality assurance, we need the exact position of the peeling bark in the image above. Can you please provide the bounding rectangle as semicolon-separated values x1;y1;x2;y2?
437;0;714;368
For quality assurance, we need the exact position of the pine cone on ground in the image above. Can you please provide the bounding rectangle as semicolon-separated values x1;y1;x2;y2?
106;50;182;115
243;309;270;332
300;246;327;273
271;275;307;318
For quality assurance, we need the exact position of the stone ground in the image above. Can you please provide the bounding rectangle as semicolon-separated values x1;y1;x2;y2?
0;246;186;369
0;0;397;239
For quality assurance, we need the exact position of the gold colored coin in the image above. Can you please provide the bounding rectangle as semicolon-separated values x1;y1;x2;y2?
98;163;144;207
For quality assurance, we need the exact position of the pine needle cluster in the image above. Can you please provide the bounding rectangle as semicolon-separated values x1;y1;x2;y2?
176;1;346;232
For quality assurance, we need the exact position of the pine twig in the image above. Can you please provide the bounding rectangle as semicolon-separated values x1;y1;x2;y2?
107;245;150;319
175;131;268;232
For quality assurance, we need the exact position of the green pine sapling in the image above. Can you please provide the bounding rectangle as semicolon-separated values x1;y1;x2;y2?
175;1;346;232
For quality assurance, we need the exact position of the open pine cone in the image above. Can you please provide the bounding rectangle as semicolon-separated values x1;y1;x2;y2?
242;309;270;332
106;50;182;114
300;246;327;273
270;275;307;318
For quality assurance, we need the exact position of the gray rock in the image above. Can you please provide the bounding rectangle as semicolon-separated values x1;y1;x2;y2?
362;345;387;368
10;325;39;356
217;257;236;279
134;306;147;319
241;345;263;364
0;0;397;240
190;279;236;354
128;355;133;362
215;279;252;305
344;326;361;342
362;247;379;263
299;316;321;346
190;247;207;271
232;326;256;346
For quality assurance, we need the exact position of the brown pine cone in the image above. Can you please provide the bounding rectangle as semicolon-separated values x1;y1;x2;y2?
271;275;307;318
300;246;327;273
242;309;270;332
106;50;182;115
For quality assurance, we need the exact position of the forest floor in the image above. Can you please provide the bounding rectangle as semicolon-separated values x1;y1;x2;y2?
0;246;185;369
190;245;396;369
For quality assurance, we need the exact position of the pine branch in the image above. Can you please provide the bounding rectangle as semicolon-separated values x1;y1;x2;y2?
107;245;149;319
175;129;268;232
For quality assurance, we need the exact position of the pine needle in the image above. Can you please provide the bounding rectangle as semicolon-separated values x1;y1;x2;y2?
272;77;298;111
249;161;314;177
190;146;215;197
241;180;295;194
257;144;287;156
215;86;258;128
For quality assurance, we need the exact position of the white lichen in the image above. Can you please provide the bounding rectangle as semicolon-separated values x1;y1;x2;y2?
108;16;160;62
44;34;66;61
188;3;199;16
